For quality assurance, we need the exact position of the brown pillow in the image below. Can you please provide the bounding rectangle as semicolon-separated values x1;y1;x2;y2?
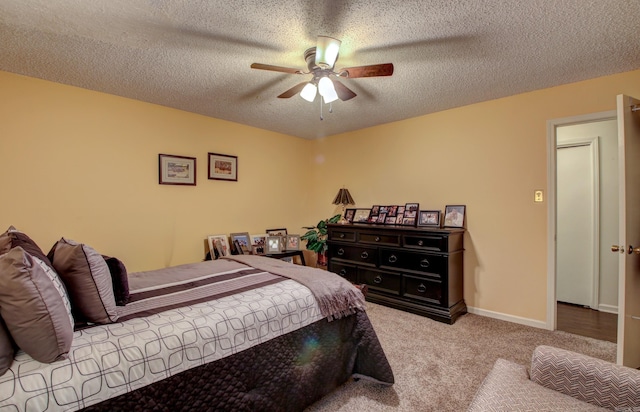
0;226;55;271
0;315;14;376
0;247;74;363
102;255;130;306
49;238;118;324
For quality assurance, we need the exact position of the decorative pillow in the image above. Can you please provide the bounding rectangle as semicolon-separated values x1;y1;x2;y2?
102;255;130;306
48;238;118;324
0;247;74;363
0;315;14;376
0;225;55;271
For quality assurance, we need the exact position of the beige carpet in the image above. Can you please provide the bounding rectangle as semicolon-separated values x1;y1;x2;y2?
305;303;616;412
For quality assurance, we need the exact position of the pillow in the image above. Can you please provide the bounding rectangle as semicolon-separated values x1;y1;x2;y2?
48;238;118;324
0;315;14;376
0;225;55;271
102;255;130;306
0;247;74;363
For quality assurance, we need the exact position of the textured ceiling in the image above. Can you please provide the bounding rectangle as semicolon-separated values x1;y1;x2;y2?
1;1;639;139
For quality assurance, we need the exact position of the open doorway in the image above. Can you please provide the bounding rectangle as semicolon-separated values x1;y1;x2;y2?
547;112;618;342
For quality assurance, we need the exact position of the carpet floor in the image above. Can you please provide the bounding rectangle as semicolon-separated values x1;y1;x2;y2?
305;302;616;412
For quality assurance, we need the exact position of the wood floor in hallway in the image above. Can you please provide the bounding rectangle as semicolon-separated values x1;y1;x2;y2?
557;301;617;343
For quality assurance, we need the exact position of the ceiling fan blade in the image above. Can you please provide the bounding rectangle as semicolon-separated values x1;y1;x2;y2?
340;63;394;78
332;79;357;101
250;63;303;74
277;82;308;98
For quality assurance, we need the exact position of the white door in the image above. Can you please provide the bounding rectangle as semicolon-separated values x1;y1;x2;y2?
557;139;599;307
616;94;640;367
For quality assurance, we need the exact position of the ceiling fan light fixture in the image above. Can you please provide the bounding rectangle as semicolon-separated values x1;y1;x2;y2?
318;76;339;103
300;82;317;102
315;36;341;68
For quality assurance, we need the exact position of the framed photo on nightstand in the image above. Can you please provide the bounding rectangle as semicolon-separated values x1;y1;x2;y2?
266;236;283;253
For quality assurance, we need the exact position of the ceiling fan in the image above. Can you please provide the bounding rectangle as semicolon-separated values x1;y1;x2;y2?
250;36;394;104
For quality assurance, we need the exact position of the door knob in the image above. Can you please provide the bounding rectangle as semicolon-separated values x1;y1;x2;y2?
629;245;640;255
611;245;625;253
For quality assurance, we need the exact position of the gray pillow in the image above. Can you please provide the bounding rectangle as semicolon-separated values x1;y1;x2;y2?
49;238;118;324
0;247;74;363
0;315;14;376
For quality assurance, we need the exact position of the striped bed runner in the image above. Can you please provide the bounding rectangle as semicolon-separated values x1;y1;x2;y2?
117;266;285;321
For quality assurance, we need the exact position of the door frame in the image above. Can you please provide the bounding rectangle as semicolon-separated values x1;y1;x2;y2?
546;110;616;330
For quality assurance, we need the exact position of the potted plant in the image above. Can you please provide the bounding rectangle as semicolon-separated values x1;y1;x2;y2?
301;214;341;266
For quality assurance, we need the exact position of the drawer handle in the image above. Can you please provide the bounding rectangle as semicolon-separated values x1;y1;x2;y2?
417;283;427;293
388;254;397;263
373;276;382;284
337;248;345;256
360;251;369;259
340;233;345;238
375;236;381;242
420;259;430;268
417;240;424;246
339;269;347;276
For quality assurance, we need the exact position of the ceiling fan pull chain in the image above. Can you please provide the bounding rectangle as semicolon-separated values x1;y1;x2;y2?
329;102;333;114
320;97;324;121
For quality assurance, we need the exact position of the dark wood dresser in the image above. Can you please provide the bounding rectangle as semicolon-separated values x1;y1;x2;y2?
327;223;466;324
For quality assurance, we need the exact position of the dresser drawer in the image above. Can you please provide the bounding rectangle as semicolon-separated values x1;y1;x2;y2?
358;268;401;296
328;243;378;266
328;261;357;283
403;275;443;305
329;228;356;242
403;234;448;252
379;248;445;277
358;231;400;246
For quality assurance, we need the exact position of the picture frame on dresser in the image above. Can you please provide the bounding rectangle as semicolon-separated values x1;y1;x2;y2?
444;205;466;228
159;154;196;186
352;208;371;223
418;210;441;227
344;208;356;223
208;152;238;181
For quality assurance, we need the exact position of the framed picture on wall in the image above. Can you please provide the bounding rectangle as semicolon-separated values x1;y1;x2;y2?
444;205;466;228
159;154;196;185
418;210;441;227
208;152;238;181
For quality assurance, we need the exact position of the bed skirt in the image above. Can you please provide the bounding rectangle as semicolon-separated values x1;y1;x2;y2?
81;309;394;412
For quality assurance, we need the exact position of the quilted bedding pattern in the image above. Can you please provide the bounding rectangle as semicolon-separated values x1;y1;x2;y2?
81;309;394;412
0;279;324;411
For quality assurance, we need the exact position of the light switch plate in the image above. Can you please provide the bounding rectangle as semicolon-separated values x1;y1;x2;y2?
534;190;544;202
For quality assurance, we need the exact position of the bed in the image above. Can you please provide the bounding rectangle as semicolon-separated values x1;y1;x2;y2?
0;229;394;412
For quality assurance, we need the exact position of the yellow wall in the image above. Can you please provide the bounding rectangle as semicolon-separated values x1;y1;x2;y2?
2;68;640;324
312;69;640;322
0;71;314;272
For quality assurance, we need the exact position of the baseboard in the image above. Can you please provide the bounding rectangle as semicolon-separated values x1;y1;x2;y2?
598;304;618;314
467;306;549;330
